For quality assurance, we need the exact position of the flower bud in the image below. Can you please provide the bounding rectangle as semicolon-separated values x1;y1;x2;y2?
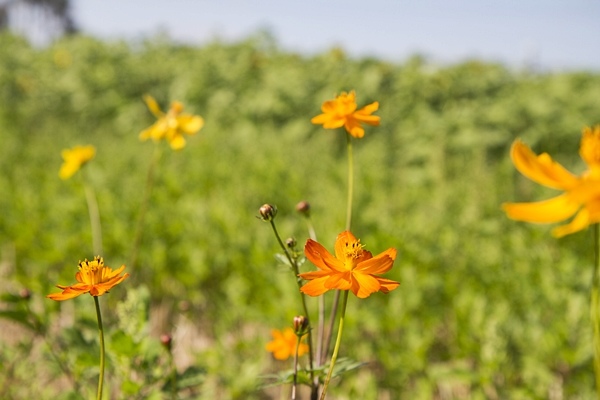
293;315;309;336
286;237;297;249
19;288;31;300
258;204;277;221
160;334;172;351
295;201;310;216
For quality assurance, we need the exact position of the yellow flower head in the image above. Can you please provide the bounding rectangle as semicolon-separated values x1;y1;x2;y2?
299;231;399;299
139;95;204;150
265;327;309;361
503;125;600;237
59;145;96;180
311;90;380;138
47;256;129;301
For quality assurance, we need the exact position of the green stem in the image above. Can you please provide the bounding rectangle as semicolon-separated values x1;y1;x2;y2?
93;296;105;400
292;335;301;400
345;134;353;232
592;224;600;398
268;220;317;398
168;351;177;399
320;290;349;400
84;182;103;257
130;143;162;270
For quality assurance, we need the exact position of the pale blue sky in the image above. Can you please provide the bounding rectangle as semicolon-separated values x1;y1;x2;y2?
71;0;600;71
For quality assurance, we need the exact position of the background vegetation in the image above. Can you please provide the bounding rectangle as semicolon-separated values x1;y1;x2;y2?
1;31;600;399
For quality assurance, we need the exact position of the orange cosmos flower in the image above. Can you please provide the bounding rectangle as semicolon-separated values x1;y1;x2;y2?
299;231;399;299
503;125;600;237
47;256;129;301
265;327;309;361
140;95;204;150
59;145;96;180
311;90;380;138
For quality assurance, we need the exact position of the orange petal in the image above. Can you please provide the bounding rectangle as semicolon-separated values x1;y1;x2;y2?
502;193;580;223
552;208;591;237
325;271;353;290
357;248;396;274
376;277;400;293
510;139;579;190
305;239;344;272
300;276;331;297
298;269;331;280
352;272;381;298
334;231;359;260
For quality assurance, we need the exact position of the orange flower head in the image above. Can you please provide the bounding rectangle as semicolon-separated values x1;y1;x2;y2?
59;145;96;180
265;327;308;361
139;95;204;150
502;125;600;237
311;90;380;138
299;231;399;299
47;256;129;301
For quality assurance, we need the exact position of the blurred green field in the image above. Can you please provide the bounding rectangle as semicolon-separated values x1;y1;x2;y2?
1;31;600;399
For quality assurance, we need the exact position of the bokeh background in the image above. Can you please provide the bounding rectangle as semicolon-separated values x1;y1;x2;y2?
1;1;600;399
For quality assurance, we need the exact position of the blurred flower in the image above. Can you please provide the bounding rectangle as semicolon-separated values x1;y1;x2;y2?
140;95;204;150
59;145;95;179
503;125;600;237
299;231;398;298
47;256;129;301
266;327;308;361
296;200;311;216
311;90;380;138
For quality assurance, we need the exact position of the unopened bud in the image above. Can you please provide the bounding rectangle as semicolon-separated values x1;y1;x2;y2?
295;201;310;216
286;237;296;249
293;315;309;336
258;204;277;221
19;288;31;300
160;334;172;351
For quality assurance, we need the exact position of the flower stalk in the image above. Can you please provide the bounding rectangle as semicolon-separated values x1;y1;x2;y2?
93;296;105;400
320;290;349;400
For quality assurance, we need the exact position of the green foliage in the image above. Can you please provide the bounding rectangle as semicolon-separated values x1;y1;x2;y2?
1;30;600;398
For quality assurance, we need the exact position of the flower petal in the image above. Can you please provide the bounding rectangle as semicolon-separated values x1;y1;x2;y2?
143;95;163;118
300;276;331;297
510;139;579;190
552;208;591;237
177;115;204;134
352;272;381;298
502;193;580;223
356;248;396;274
376;277;400;294
305;239;344;272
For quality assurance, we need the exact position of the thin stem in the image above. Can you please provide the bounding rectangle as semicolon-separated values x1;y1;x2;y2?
345;134;353;232
84;182;103;256
322;291;340;362
93;296;105;400
268;220;317;399
320;290;349;400
168;350;177;399
592;223;600;398
130;143;162;270
291;335;301;400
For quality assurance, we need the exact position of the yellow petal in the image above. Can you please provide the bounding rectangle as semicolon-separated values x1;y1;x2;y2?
143;95;163;118
502;193;580;223
510;139;579;190
552;208;590;237
177;115;204;134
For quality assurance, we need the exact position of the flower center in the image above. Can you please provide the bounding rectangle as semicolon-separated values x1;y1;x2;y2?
342;239;364;270
78;256;104;285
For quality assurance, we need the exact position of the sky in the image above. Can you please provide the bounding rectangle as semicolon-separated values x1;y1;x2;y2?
44;1;600;71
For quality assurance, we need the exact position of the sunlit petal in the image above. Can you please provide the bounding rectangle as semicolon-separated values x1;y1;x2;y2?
502;193;580;223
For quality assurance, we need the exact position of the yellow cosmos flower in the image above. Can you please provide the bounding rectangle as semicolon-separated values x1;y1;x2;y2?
299;231;399;299
265;327;309;361
503;125;600;237
47;256;129;301
311;90;380;138
139;95;204;150
59;145;96;180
